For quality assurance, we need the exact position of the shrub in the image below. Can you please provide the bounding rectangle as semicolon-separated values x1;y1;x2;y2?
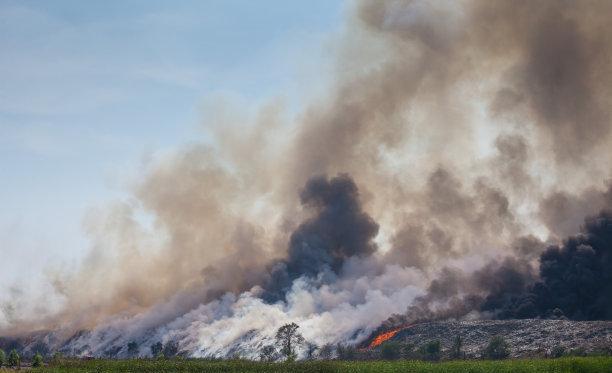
32;352;44;367
419;340;441;361
163;340;179;358
8;349;20;368
150;342;163;357
0;349;5;367
483;336;510;359
551;346;565;358
566;347;587;357
318;343;333;360
381;341;402;360
50;351;64;365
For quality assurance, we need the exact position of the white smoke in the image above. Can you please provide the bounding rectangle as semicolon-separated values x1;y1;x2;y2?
58;261;424;358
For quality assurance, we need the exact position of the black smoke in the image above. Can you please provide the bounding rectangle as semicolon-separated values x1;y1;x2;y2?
262;174;379;302
482;211;612;320
379;211;612;335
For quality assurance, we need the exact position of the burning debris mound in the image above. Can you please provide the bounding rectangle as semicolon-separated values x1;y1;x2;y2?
365;319;612;359
367;328;402;349
365;324;413;349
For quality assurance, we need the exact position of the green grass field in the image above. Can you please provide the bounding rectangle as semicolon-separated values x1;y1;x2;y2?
21;357;612;373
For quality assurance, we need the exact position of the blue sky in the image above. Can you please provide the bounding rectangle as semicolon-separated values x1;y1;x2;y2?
0;0;346;294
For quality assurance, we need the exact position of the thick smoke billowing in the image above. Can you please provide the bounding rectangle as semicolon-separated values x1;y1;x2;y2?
2;0;612;358
263;174;379;302
485;211;612;320
382;209;612;330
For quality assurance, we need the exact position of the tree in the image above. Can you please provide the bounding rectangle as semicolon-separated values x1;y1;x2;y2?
419;340;440;361
32;352;44;367
381;341;401;360
0;349;5;367
150;342;163;357
259;345;277;362
450;335;463;359
318;343;333;360
275;323;304;360
8;349;20;368
305;342;318;360
163;340;179;358
483;336;510;359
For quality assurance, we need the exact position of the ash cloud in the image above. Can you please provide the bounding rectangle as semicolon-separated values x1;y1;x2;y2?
528;211;612;320
263;174;379;302
3;0;612;358
382;210;612;329
479;211;612;321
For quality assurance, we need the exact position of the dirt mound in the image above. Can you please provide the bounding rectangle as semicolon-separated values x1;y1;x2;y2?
384;319;612;358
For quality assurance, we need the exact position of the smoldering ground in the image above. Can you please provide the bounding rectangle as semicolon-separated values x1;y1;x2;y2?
2;0;612;358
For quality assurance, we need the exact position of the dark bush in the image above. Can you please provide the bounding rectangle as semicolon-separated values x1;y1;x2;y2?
32;352;43;367
163;340;179;358
551;346;565;358
381;341;401;360
8;349;20;368
483;336;510;359
150;342;163;358
419;340;441;361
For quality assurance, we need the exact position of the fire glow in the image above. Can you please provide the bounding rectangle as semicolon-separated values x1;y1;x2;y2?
368;328;401;348
367;324;414;348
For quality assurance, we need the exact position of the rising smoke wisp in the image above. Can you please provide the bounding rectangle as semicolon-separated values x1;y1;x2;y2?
2;0;612;358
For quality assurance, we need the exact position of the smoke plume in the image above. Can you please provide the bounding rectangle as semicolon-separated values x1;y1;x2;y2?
263;174;379;302
2;0;612;358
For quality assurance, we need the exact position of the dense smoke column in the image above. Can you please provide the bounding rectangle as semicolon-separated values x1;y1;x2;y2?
382;210;612;330
532;211;612;320
262;174;379;302
477;258;537;319
481;211;612;320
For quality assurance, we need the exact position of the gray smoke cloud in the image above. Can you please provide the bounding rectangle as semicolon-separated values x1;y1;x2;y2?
2;0;612;358
262;174;379;302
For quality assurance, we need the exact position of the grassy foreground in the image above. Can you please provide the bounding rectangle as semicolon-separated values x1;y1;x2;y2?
28;356;612;373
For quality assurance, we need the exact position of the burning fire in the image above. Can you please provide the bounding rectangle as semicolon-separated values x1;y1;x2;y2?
368;328;401;348
367;324;414;349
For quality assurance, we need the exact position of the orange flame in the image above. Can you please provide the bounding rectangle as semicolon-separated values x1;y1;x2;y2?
368;328;401;348
367;324;413;349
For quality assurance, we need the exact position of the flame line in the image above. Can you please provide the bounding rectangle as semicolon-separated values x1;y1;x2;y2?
367;324;414;349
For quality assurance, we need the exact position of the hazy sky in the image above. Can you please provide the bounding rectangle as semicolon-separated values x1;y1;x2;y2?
0;0;345;299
